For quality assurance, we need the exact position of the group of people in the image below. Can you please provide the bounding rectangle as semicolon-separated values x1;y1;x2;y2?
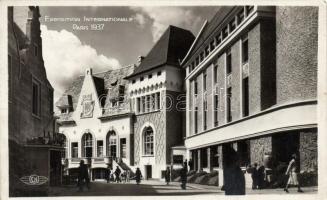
247;163;266;190
77;161;144;191
105;166;131;183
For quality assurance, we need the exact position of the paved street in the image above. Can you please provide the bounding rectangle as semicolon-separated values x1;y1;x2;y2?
48;180;317;196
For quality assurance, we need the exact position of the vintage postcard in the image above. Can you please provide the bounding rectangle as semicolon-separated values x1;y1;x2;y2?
0;0;326;199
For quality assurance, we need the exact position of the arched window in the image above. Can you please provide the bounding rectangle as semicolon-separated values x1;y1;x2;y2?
143;126;154;155
106;131;117;158
82;133;93;158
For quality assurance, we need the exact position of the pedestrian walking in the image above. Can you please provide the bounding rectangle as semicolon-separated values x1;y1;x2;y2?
284;154;303;193
126;169;130;182
135;167;142;185
115;166;121;183
105;167;111;183
223;146;245;195
165;166;171;185
180;164;188;190
249;163;258;189
77;160;90;191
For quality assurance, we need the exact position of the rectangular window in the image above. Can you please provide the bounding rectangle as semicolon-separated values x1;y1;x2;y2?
151;93;156;111
191;62;195;70
237;8;245;24
194;79;198;95
157;71;162;76
214;63;218;84
72;142;78;158
205;45;210;56
32;79;40;116
214;94;219;127
203;71;207;92
226;50;232;74
137;97;141;113
229;18;236;32
203;100;207;131
146;95;151;112
222;26;228;39
242;35;249;64
200;52;204;62
120;138;126;158
227;87;232;123
142;96;146;113
132;80;136;84
148;74;152;79
210;40;215;51
195;56;200;66
156;92;161;110
246;6;254;16
140;76;144;81
194;107;198;134
97;140;104;157
242;77;249;117
216;34;222;46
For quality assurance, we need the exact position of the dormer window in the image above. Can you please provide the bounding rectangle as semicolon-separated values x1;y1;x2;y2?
148;74;152;79
140;76;144;81
157;71;161;76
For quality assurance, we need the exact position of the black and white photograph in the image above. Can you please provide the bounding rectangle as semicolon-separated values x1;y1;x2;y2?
1;1;326;199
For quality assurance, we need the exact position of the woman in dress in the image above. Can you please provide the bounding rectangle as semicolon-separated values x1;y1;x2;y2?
284;154;303;193
135;167;142;185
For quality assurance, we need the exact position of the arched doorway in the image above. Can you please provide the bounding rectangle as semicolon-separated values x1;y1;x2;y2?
82;133;93;158
106;130;117;158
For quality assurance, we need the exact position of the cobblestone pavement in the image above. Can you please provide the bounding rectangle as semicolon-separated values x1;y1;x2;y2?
48;180;317;196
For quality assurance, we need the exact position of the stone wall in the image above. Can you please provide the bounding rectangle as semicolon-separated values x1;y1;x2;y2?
276;7;318;105
299;129;317;172
250;136;272;166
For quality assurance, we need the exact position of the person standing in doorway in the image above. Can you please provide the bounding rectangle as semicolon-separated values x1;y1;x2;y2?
77;160;90;191
284;154;303;193
165;166;171;185
135;167;142;185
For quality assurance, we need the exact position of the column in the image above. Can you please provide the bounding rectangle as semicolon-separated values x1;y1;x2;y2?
197;149;202;172
218;145;224;187
207;147;212;171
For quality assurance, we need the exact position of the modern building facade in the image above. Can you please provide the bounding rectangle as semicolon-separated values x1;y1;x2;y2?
8;6;62;196
126;26;194;179
182;6;318;186
56;66;135;180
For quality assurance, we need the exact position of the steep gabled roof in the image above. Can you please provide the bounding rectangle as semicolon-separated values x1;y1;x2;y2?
126;25;195;79
182;7;235;65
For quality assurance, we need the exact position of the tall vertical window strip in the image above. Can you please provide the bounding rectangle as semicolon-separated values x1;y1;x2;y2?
142;96;146;113
242;77;249;117
242;36;249;64
32;79;40;116
97;140;104;157
194;107;198;134
227;87;232;123
203;71;207;92
156;92;161;110
144;127;154;155
214;94;219;127
194;79;198;95
203;100;207;130
137;97;141;113
226;50;232;74
214;64;218;84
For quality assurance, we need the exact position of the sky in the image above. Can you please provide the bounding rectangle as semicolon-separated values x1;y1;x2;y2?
38;6;219;101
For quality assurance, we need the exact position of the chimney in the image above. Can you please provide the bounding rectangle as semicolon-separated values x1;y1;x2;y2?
137;56;145;66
